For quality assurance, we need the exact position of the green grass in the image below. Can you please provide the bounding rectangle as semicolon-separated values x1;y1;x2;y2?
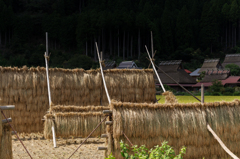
156;95;240;104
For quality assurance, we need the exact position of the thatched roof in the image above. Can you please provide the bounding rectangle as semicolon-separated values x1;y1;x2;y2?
117;61;140;69
103;60;116;70
158;60;182;72
222;54;240;67
156;60;196;84
200;70;230;82
198;59;223;73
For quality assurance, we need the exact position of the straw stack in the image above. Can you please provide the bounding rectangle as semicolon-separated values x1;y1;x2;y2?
44;105;108;138
0;125;12;159
102;69;155;105
162;91;178;104
108;100;240;159
0;67;155;133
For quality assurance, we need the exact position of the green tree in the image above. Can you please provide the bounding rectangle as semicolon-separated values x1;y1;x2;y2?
200;2;219;53
209;80;224;95
63;54;93;69
225;64;240;76
176;5;192;49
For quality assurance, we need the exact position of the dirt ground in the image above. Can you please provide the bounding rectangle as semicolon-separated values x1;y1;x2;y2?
12;134;106;159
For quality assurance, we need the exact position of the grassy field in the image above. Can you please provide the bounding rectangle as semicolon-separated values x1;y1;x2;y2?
156;95;240;104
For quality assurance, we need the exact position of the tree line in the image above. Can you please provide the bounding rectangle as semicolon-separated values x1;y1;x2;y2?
1;0;240;70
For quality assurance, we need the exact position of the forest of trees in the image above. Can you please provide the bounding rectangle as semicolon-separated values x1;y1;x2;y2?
1;0;240;70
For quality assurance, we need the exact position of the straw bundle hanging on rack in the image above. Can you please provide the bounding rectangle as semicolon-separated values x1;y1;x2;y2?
44;107;107;138
107;100;240;159
0;67;155;133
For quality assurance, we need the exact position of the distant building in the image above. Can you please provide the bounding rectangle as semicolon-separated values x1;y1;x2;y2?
190;68;201;81
117;61;140;69
198;59;223;73
103;60;116;70
193;76;240;88
200;69;230;83
222;54;240;67
184;69;191;74
155;60;196;91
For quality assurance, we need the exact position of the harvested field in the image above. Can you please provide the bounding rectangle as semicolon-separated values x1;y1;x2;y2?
12;134;105;159
156;95;240;103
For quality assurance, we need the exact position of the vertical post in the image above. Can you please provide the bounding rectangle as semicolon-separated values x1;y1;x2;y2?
151;31;154;57
201;84;204;103
46;32;49;56
101;51;103;61
45;32;57;148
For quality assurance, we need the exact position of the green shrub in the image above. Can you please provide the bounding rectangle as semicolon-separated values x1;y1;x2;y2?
211;92;221;96
209;80;224;95
163;84;176;93
113;140;186;159
233;92;240;96
225;64;240;76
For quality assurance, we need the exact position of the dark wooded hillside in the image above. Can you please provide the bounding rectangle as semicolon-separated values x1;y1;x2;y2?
0;0;240;70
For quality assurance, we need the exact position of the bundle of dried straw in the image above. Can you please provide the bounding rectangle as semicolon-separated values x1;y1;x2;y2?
0;66;155;133
108;100;240;159
44;105;107;138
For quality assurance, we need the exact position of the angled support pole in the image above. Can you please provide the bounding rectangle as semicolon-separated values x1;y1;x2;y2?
45;32;57;148
145;45;165;92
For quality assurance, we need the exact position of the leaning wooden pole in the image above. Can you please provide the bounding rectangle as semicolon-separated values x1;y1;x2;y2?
145;45;166;92
95;42;111;104
45;32;57;148
148;60;201;102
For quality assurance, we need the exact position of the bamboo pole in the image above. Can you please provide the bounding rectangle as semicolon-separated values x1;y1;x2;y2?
145;45;166;92
95;42;111;104
45;32;57;148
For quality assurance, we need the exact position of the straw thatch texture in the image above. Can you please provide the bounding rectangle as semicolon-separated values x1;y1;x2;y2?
44;110;106;138
102;69;155;105
108;100;240;159
0;67;155;133
0;125;12;159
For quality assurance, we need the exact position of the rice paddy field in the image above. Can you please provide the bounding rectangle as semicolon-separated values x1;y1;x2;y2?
156;95;240;103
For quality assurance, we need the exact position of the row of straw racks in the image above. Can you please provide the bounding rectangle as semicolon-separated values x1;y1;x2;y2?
97;110;113;156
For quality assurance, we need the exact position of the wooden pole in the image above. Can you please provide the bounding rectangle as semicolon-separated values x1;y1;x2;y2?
0;105;15;110
151;31;154;57
145;45;166;92
95;42;111;104
2;118;12;123
105;121;113;125
101;134;108;138
45;32;57;148
97;147;107;150
201;84;204;103
103;110;112;114
46;32;49;56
